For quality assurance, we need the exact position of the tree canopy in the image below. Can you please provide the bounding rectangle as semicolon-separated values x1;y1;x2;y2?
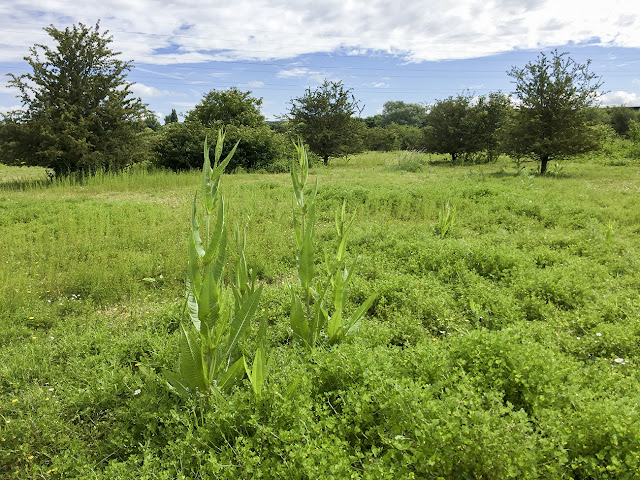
424;93;480;162
503;50;603;173
186;88;265;127
0;22;146;175
379;101;428;127
287;80;363;164
164;109;179;125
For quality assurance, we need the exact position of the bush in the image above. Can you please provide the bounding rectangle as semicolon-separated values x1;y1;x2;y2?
151;121;208;171
222;124;297;172
151;122;297;172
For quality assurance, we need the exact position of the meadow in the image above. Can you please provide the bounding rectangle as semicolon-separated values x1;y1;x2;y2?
1;151;639;479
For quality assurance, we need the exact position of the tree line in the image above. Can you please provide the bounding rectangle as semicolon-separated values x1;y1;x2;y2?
1;22;639;176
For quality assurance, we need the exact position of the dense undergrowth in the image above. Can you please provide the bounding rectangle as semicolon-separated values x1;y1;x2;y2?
1;152;639;478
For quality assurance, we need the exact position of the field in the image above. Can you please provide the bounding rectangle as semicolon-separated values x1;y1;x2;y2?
1;152;640;479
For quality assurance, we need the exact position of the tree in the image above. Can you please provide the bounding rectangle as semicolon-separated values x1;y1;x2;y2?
424;92;480;162
186;87;265;127
287;80;363;164
379;101;428;127
475;91;511;161
0;22;146;175
606;106;637;137
503;50;603;174
164;109;179;125
143;115;161;131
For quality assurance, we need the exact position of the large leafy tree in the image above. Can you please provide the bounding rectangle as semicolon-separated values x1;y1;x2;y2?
424;92;480;162
503;50;603;174
0;22;146;176
378;101;428;127
287;80;363;164
186;87;265;127
164;108;179;125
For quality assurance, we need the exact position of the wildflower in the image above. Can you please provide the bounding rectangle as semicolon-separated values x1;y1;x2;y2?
615;358;626;365
28;455;34;460
11;399;18;403
576;337;580;340
596;332;602;337
48;388;54;391
29;316;34;320
135;363;141;367
134;389;141;395
46;468;58;473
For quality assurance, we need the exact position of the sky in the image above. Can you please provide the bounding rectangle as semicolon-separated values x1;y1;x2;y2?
1;0;640;121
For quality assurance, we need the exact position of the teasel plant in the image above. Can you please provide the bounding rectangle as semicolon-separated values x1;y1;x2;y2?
289;141;375;348
160;130;265;399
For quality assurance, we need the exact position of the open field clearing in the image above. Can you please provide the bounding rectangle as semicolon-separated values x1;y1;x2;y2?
1;152;640;479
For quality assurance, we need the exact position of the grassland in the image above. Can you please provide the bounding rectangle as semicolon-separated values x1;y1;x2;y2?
1;152;639;479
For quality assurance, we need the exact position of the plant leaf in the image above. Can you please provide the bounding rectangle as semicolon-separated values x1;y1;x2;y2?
342;293;376;338
178;323;206;392
290;290;310;347
226;285;263;361
202;197;225;265
191;194;205;258
218;356;245;393
162;369;191;397
212;140;239;179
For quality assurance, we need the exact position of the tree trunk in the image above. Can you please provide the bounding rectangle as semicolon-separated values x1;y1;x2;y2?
323;155;329;165
540;155;549;175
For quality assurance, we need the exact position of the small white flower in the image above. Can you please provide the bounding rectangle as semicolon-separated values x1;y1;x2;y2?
596;332;602;337
48;388;54;391
614;358;626;365
576;337;580;340
133;389;141;396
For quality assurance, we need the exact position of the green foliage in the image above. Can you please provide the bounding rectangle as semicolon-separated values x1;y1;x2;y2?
151;121;208;170
424;91;508;162
3;151;640;479
434;201;456;238
186;87;265;127
378;100;428;127
142;115;161;132
386;151;429;172
606;106;638;137
0;22;147;176
288;80;363;164
503;50;604;174
161;130;264;399
164;109;179;125
151;121;296;172
288;143;374;347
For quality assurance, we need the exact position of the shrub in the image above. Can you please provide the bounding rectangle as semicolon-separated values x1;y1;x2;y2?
151;122;297;172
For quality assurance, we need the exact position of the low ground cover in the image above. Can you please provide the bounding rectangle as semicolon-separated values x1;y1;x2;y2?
1;152;639;478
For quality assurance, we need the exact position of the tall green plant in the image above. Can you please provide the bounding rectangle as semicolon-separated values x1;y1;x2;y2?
289;142;375;348
434;201;456;238
325;201;376;344
163;130;263;397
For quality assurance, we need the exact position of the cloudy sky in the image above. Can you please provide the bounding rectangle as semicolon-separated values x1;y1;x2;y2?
1;0;640;120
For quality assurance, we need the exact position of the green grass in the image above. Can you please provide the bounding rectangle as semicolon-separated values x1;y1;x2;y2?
1;153;640;478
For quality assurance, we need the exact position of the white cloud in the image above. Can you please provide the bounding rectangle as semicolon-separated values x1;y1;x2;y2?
365;82;389;88
129;83;170;98
3;0;638;66
246;81;265;88
599;90;640;106
277;67;333;83
277;68;313;78
0;105;22;115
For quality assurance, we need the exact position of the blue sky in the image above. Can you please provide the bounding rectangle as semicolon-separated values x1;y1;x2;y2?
1;1;640;120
